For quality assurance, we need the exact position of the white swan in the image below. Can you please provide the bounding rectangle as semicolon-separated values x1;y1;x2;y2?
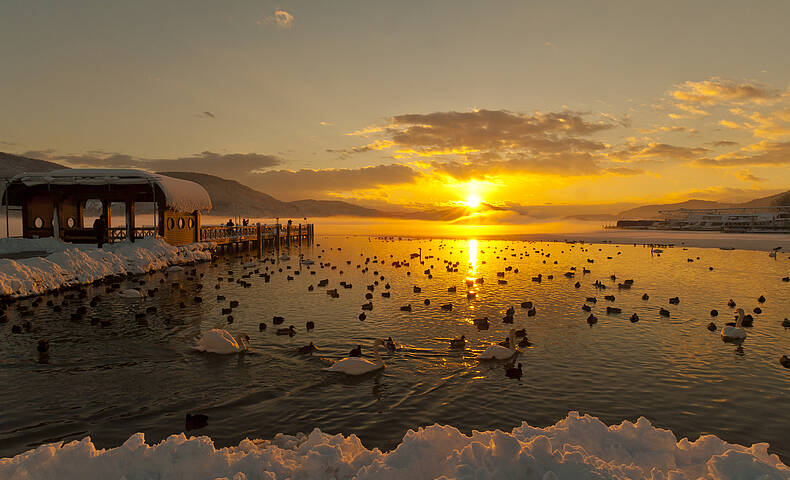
118;288;142;298
721;308;747;342
323;339;385;375
477;329;519;360
195;328;249;354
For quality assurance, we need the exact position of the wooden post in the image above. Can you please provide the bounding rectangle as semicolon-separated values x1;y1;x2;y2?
286;222;291;245
256;223;262;257
275;222;280;250
52;201;60;240
194;210;201;243
298;224;302;244
125;201;135;242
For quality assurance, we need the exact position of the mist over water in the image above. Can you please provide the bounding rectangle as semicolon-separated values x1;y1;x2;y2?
2;235;790;461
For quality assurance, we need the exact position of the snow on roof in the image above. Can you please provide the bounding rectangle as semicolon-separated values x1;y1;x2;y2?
8;169;213;212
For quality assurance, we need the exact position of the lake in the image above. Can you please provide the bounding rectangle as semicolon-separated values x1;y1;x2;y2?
1;235;790;461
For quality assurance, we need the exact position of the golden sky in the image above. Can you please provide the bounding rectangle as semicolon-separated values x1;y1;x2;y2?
2;1;790;212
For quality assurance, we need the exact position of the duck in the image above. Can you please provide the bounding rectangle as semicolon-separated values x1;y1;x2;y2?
659;308;670;317
118;289;142;299
385;336;399;351
450;335;466;349
195;329;250;354
707;322;717;331
348;345;362;357
721;308;747;342
323;339;385;376
276;325;296;336
477;329;518;360
781;356;790;369
473;317;490;330
298;342;318;354
185;413;208;431
505;363;523;379
37;339;50;353
306;321;315;330
517;337;532;348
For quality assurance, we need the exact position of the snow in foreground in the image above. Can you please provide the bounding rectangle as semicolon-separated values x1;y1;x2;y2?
0;237;212;298
2;412;787;480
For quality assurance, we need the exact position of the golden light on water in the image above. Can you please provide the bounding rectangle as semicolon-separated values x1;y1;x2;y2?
467;239;479;277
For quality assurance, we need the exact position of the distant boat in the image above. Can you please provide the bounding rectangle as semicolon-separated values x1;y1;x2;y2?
279;254;290;261
719;247;735;250
651;248;663;253
300;258;315;265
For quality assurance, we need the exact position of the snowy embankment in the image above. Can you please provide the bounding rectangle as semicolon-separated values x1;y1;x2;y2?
1;412;787;480
0;237;213;298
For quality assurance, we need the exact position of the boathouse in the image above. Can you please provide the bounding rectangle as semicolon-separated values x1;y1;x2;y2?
2;169;212;246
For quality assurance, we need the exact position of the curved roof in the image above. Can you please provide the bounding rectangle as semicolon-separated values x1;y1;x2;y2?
5;169;213;212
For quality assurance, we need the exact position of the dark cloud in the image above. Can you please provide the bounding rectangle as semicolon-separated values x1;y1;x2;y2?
709;140;739;147
431;152;603;181
611;143;710;162
27;151;282;178
248;164;421;200
387;109;614;153
200;111;216;119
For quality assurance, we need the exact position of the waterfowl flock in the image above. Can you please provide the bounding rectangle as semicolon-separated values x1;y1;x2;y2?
3;238;790;382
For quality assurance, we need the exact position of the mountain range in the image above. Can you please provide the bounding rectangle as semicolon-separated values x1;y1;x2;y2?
1;151;789;221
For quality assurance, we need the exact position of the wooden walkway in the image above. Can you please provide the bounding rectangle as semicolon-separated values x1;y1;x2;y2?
199;223;314;254
104;223;314;254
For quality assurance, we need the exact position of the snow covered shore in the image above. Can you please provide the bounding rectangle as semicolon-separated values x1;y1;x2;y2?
1;412;787;480
0;237;213;298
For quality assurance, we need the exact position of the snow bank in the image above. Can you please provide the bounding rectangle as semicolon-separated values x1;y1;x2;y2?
0;237;212;298
2;412;787;480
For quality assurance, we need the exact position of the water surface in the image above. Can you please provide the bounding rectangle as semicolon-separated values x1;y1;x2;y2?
2;236;790;460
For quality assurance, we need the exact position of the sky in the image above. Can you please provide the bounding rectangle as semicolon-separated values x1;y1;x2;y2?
2;0;790;213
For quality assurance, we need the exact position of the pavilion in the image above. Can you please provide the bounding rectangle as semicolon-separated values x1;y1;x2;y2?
2;169;212;246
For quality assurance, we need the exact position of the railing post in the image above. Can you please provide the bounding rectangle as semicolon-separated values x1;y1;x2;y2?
256;223;262;257
298;223;302;244
275;223;280;250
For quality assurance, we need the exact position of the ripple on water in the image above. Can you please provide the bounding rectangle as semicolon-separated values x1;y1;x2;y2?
1;237;790;459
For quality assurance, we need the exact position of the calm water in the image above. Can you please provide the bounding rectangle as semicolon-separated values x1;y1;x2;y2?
2;236;790;460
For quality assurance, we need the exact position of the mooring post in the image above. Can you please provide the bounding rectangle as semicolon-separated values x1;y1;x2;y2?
275;222;280;251
256;223;262;257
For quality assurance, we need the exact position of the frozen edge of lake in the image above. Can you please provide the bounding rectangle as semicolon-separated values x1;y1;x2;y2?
1;411;787;480
0;237;212;298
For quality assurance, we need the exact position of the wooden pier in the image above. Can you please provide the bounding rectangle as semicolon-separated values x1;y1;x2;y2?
199;223;314;255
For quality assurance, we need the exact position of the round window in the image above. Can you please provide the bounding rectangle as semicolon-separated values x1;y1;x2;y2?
188;218;195;228
66;217;76;228
33;217;44;228
167;218;175;230
178;218;185;229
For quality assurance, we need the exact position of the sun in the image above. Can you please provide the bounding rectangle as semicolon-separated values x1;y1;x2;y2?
464;194;482;209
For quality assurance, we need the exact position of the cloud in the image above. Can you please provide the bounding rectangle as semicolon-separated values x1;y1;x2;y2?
199;111;216;119
259;9;294;28
319;121;332;126
694;141;790;167
709;140;739;147
610;142;710;163
338;109;621;179
671;77;781;105
248;164;422;200
25;150;282;178
0;140;16;146
736;169;766;184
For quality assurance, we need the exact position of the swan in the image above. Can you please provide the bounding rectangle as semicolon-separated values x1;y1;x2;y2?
721;308;747;342
323;339;385;376
118;289;142;298
195;328;249;354
477;329;518;360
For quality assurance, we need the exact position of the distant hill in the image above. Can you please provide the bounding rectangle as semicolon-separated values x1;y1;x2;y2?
159;171;383;218
617;190;790;219
617;200;733;219
0;152;66;178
